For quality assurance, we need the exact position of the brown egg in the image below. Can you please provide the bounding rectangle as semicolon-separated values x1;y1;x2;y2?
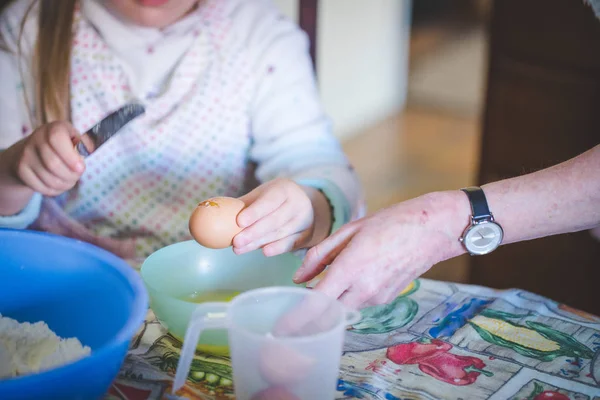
189;197;245;249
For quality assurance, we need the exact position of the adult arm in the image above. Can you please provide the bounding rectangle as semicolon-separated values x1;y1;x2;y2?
295;145;600;308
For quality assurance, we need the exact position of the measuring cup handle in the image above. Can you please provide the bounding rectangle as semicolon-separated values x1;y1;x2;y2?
172;302;229;394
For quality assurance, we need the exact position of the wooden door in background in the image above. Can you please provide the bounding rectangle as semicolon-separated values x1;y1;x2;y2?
472;0;600;314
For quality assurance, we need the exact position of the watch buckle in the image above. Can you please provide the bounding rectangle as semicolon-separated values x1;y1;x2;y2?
472;212;494;225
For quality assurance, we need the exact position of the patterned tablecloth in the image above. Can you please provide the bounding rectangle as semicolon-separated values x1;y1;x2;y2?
104;279;600;400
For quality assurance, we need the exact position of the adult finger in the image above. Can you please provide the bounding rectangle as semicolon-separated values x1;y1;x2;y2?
363;275;409;307
338;289;370;310
272;288;344;338
324;257;383;309
293;223;359;284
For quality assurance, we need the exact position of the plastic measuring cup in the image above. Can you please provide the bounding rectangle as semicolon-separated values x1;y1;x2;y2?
172;286;361;400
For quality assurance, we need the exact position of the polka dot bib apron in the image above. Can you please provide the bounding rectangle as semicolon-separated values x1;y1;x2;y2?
33;1;255;266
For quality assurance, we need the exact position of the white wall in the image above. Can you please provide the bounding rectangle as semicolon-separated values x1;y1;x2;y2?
272;0;298;21
272;0;412;139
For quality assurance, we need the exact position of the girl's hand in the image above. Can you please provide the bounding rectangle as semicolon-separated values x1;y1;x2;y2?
9;121;85;197
293;191;470;309
232;178;332;257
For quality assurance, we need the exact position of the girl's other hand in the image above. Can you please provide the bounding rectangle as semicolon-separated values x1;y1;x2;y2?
233;178;332;257
9;121;85;197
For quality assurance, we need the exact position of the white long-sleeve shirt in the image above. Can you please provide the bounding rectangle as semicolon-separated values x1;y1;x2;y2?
0;0;364;265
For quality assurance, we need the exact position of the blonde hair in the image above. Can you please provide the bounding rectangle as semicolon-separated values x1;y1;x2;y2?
0;0;76;124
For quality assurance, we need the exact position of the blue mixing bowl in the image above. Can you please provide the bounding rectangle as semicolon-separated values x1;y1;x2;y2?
0;229;148;400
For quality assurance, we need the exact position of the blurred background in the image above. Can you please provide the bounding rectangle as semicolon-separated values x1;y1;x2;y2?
273;0;600;314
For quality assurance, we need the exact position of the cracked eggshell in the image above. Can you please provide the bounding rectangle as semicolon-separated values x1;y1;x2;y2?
189;197;245;249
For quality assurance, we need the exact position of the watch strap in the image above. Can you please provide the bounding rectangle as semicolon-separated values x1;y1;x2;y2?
461;187;492;222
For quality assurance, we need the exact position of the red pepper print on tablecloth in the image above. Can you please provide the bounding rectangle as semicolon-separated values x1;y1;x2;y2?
508;378;595;400
386;338;493;386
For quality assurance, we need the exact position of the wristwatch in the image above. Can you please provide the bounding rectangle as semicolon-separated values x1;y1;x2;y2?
459;187;503;256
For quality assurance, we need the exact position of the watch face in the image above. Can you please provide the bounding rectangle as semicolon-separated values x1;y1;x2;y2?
463;221;503;255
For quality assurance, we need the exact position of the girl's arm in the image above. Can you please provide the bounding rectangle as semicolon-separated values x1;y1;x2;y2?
241;0;364;235
0;142;38;217
0;1;41;226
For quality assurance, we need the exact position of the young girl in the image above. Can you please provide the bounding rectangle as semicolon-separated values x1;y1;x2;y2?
0;0;363;267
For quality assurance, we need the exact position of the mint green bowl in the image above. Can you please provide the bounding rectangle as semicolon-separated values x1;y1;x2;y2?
140;240;303;355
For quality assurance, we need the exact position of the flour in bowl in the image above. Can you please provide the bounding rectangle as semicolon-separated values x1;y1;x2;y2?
0;314;91;379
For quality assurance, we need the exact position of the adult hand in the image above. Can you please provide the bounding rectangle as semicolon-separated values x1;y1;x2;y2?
293;191;470;309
